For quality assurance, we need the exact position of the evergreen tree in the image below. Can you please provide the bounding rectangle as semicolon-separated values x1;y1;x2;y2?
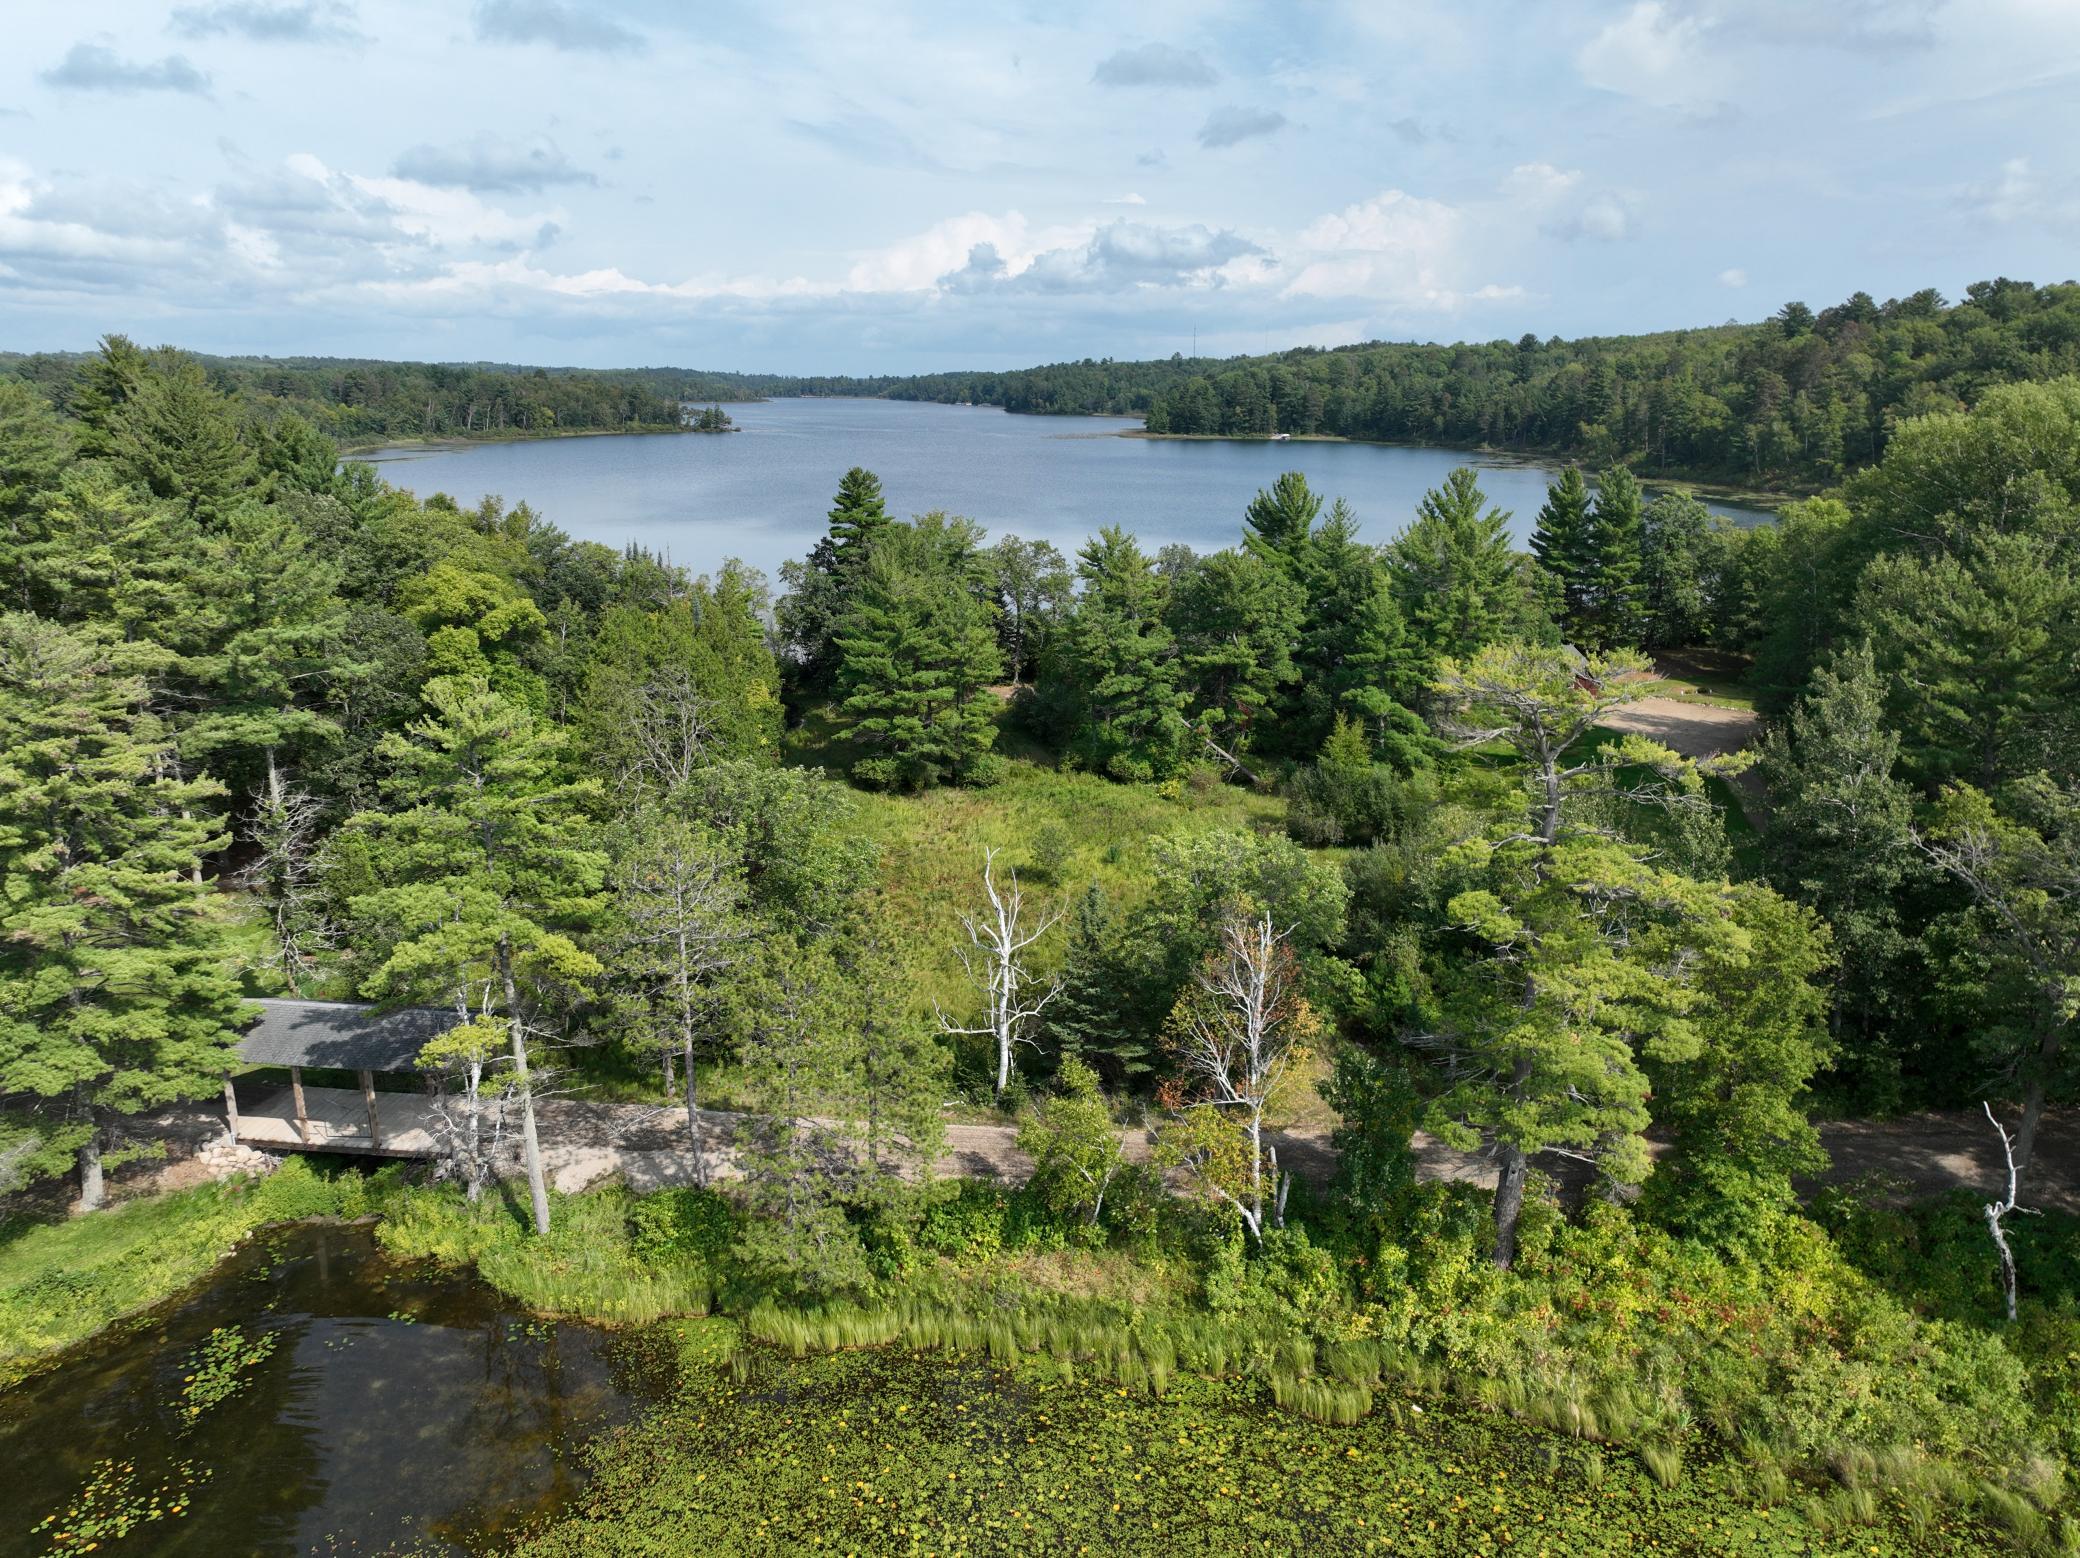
0;383;71;573
1388;469;1535;663
177;505;351;791
1425;641;1722;1267
1168;549;1301;770
827;466;891;565
65;334;148;458
1530;465;1594;637
336;675;607;1234
107;353;259;525
833;514;1003;789
1760;643;1917;1098
1290;500;1431;765
1586;465;1646;648
1241;470;1322;571
1042;886;1154;1086
1061;526;1189;781
0;614;245;1208
726;932;873;1296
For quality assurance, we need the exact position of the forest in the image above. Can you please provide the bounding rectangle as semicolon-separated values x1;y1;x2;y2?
0;337;2076;1553
0;341;871;447
876;277;2080;487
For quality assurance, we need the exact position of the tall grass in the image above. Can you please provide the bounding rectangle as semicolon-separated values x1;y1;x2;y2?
377;1185;710;1325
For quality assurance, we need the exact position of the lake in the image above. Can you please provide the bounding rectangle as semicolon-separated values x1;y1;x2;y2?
350;398;1774;582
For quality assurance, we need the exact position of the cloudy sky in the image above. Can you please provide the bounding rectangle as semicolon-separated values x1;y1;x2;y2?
3;1;2076;372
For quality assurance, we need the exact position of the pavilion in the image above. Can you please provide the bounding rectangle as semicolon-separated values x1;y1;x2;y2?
226;998;458;1157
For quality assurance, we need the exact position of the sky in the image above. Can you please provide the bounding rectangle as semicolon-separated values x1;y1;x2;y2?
3;0;2077;374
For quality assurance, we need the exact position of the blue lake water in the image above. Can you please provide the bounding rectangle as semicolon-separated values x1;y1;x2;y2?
351;397;1774;582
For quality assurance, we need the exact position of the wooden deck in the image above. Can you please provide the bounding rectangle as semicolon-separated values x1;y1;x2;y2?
233;1082;441;1158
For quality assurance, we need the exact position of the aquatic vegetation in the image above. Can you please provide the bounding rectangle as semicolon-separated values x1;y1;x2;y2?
517;1331;2002;1556
173;1325;279;1422
31;1458;203;1550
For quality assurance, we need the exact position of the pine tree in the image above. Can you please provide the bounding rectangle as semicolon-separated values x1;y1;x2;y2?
826;466;892;567
1388;469;1534;663
1168;549;1301;770
1062;526;1188;781
0;614;245;1208
66;335;149;458
1042;886;1154;1086
1587;465;1646;648
1425;641;1726;1267
177;506;351;792
338;675;607;1234
1530;464;1594;637
107;353;259;525
1290;500;1431;765
0;383;71;575
1760;642;1915;1096
833;515;1003;789
1241;471;1322;571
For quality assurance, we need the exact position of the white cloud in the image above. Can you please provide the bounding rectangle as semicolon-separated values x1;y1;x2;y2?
1968;155;2038;223
1719;266;1748;287
1577;2;1715;110
1500;162;1582;204
1285;189;1488;306
1106;192;1148;206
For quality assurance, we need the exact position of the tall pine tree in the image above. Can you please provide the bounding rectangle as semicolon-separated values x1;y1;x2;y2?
1388;469;1535;663
1587;465;1646;648
1062;526;1189;781
0;614;245;1208
1531;464;1595;638
337;675;607;1234
832;514;1003;790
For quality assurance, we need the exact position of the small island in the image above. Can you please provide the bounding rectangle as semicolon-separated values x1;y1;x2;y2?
685;403;737;433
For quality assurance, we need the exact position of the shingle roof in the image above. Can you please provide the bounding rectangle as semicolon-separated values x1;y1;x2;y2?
237;999;457;1072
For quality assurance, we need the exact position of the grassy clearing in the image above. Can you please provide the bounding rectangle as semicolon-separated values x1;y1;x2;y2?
1650;646;1762;711
0;1157;389;1382
785;707;1284;1014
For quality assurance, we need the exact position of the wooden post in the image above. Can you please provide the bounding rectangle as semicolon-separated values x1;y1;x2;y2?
360;1069;382;1150
222;1074;240;1142
290;1066;310;1145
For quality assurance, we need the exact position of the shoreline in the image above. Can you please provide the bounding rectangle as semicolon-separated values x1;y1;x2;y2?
1117;427;1797;507
338;424;691;457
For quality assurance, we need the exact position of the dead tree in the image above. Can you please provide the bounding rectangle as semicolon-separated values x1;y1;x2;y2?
937;847;1063;1098
1982;1101;2040;1324
629;666;716;793
1164;908;1314;1243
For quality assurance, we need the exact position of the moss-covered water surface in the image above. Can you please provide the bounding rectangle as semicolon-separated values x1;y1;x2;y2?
522;1320;1989;1557
0;1222;667;1555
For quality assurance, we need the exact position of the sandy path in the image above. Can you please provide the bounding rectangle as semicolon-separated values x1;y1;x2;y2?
522;1098;2077;1212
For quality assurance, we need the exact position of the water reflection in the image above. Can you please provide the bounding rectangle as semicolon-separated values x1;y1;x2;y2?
0;1224;655;1556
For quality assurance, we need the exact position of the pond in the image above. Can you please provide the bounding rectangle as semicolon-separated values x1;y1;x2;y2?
349;398;1777;582
0;1223;665;1556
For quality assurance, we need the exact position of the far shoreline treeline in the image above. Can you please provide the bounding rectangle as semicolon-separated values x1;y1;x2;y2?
4;277;2074;488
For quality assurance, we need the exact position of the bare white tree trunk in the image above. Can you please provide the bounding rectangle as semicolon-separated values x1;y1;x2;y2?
1982;1101;2040;1324
76;1125;104;1214
499;932;552;1236
1169;910;1306;1246
937;847;1063;1099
